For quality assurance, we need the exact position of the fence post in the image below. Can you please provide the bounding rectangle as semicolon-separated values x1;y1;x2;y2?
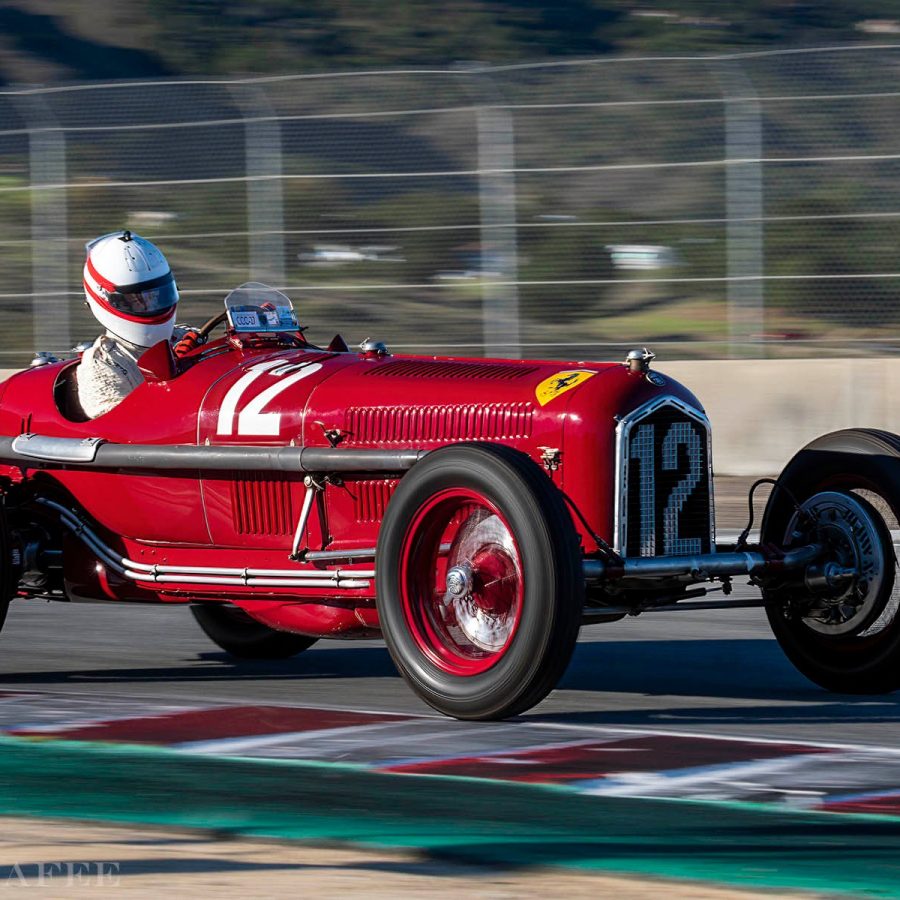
470;68;520;359
717;61;764;358
16;91;70;354
231;83;286;288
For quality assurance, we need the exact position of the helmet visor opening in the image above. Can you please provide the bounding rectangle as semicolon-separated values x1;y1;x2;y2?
105;273;177;318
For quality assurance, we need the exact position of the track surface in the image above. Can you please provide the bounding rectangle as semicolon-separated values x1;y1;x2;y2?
2;585;898;748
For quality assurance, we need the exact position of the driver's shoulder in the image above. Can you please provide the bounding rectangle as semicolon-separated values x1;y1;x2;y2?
78;335;141;379
76;335;105;368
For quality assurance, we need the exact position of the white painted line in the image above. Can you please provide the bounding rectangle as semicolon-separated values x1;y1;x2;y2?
175;720;416;755
579;753;825;798
526;720;900;757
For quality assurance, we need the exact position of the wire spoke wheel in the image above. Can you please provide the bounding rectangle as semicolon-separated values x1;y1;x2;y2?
762;429;900;694
401;491;523;675
376;443;583;720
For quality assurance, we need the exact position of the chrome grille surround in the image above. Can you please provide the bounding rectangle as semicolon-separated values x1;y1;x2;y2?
614;395;716;558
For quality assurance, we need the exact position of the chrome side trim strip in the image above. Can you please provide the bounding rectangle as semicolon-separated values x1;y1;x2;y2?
302;547;377;562
37;498;373;592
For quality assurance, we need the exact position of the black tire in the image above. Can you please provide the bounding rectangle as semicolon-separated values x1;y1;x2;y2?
0;509;14;634
191;604;318;660
762;428;900;693
376;443;583;720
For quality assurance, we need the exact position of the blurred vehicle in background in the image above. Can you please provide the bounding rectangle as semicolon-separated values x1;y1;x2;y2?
299;245;404;265
606;244;682;270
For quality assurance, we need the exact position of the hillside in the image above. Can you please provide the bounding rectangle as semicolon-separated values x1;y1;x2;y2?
0;0;898;84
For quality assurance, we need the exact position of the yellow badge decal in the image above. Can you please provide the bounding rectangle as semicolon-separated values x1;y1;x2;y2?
535;370;596;406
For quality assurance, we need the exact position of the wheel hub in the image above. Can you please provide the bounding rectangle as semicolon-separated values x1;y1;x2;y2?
788;491;888;635
440;512;520;654
445;564;472;598
399;488;525;676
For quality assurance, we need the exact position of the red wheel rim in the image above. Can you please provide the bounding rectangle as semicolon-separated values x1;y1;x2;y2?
398;488;523;676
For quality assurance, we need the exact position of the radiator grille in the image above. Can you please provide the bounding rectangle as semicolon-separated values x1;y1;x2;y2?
618;399;714;558
346;403;534;445
230;473;294;536
365;360;538;381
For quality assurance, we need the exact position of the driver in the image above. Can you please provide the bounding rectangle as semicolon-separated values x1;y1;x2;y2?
77;230;179;418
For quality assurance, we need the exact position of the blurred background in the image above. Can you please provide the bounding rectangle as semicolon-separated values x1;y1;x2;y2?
0;2;900;469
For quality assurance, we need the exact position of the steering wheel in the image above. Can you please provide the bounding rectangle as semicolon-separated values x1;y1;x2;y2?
173;312;227;358
197;311;228;339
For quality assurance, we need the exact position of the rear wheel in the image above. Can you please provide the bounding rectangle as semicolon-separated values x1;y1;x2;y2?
762;430;900;693
191;604;318;660
0;509;14;634
376;443;583;720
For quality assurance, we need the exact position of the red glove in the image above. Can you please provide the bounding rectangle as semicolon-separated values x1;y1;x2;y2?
173;330;202;358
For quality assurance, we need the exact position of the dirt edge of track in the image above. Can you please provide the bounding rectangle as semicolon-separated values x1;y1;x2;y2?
0;815;814;898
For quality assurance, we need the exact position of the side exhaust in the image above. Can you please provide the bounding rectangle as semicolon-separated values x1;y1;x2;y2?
1;434;427;474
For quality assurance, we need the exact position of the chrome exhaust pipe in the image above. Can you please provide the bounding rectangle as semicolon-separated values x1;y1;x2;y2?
36;498;374;592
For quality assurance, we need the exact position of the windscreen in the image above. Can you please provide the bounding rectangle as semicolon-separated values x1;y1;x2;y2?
224;282;299;333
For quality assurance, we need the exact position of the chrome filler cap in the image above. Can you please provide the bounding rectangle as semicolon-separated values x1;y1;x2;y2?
624;347;656;373
360;338;389;358
625;347;665;386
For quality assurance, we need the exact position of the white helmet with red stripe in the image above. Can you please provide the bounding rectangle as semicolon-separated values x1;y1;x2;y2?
83;230;178;348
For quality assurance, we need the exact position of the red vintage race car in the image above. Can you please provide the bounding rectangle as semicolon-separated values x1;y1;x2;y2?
0;283;897;720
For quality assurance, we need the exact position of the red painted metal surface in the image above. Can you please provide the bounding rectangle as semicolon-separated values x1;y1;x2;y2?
345;402;534;446
232;599;377;638
230;473;294;537
0;333;706;639
352;479;398;523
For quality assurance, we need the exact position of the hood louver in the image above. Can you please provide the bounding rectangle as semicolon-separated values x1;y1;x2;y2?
365;360;539;381
346;403;534;445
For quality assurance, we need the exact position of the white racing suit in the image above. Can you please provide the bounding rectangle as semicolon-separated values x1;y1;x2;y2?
75;334;145;419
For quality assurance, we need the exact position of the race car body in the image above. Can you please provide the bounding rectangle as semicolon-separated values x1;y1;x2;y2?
0;284;897;719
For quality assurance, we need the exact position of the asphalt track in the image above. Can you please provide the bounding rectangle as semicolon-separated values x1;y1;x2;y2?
2;585;898;747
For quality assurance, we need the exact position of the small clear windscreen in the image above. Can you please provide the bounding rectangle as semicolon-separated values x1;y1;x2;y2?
224;282;299;333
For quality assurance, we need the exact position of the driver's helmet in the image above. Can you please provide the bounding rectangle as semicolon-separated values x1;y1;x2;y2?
82;230;179;348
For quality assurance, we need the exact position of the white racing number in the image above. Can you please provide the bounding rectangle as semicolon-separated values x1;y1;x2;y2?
661;422;703;554
629;420;704;556
216;359;323;437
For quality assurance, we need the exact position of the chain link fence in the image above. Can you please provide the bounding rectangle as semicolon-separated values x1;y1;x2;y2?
1;44;899;367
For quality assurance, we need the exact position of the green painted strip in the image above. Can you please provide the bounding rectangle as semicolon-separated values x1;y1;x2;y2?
2;736;900;896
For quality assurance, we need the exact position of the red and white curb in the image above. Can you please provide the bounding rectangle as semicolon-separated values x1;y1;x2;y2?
2;690;899;816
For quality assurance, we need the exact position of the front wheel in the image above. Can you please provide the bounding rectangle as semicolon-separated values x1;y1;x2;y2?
762;431;900;693
376;443;583;720
191;604;318;660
